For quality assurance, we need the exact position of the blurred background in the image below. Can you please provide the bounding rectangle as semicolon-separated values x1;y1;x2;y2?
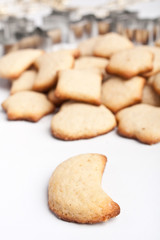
0;0;160;54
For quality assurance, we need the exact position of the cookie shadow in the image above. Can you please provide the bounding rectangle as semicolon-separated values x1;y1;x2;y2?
0;78;11;90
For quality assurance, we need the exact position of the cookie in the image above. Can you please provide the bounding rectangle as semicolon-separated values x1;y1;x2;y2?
101;76;145;113
47;88;64;107
93;32;133;58
55;69;102;105
2;90;55;122
51;101;116;140
78;36;102;56
48;153;120;223
153;72;160;95
33;51;74;92
142;84;160;106
74;56;108;75
141;46;160;77
10;70;37;95
106;47;153;79
116;103;160;144
0;49;43;79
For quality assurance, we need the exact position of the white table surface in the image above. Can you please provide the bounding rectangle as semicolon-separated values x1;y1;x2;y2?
0;76;160;240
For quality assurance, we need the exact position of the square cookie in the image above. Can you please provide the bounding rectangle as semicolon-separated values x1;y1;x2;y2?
55;69;102;105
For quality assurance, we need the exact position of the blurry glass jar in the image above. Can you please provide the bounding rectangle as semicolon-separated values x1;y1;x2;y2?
97;17;112;35
115;12;138;41
134;18;156;45
69;14;98;43
43;11;69;43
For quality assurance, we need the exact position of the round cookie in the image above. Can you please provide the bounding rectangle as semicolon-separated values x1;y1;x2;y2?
51;101;116;140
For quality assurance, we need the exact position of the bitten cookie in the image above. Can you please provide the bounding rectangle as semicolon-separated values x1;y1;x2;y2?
10;70;37;95
33;51;74;92
116;103;160;144
48;153;120;223
51;101;116;140
101;76;145;113
0;49;43;79
142;84;160;106
55;69;102;105
2;90;55;122
93;32;133;58
106;47;153;79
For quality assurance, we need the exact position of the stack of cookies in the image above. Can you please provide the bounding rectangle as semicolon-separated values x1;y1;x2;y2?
1;32;160;144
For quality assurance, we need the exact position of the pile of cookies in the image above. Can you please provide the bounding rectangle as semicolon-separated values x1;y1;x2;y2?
1;32;160;144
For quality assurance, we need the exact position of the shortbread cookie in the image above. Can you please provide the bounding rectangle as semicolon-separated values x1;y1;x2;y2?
48;153;120;223
116;104;160;144
93;32;133;58
2;90;55;122
153;72;160;95
47;88;64;107
55;69;102;105
51;102;116;140
10;70;36;95
74;56;108;74
142;84;160;106
101;76;145;113
78;36;101;56
142;46;160;77
106;47;153;79
33;51;74;92
0;49;43;79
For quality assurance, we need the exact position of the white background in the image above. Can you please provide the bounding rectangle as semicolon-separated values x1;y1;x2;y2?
0;77;160;240
0;1;160;239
